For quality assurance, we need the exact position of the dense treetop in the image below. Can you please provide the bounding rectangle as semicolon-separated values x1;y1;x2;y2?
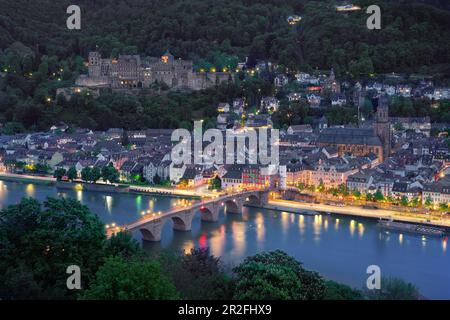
0;0;449;132
1;0;449;74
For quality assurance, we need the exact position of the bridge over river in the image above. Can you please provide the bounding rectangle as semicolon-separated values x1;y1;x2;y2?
107;190;270;241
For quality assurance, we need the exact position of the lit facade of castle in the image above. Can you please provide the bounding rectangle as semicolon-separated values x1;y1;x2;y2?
75;51;232;91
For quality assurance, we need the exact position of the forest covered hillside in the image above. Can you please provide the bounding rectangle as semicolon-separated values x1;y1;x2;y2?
1;0;450;74
0;0;449;132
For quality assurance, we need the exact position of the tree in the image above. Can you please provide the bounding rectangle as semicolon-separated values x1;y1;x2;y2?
439;203;448;212
324;280;362;300
394;123;405;131
81;167;92;182
232;250;325;300
0;198;105;299
374;190;385;202
91;167;102;183
81;256;179;300
102;164;119;184
317;180;325;193
53;168;66;180
153;173;161;185
337;183;349;196
210;176;222;190
400;196;409;207
352;190;361;200
159;247;233;300
67;166;77;181
104;231;143;260
424;197;433;208
411;197;420;208
364;277;421;300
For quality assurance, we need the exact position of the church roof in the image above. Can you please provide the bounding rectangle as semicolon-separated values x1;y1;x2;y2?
317;127;382;146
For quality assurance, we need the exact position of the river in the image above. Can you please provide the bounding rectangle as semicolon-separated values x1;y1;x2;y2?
0;180;448;299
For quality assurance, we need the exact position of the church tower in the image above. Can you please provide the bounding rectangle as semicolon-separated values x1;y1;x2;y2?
374;92;391;161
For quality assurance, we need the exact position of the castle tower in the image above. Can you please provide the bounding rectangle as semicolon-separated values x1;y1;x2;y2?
88;51;101;77
374;92;391;161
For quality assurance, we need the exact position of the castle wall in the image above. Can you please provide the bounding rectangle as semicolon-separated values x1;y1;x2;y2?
78;51;232;91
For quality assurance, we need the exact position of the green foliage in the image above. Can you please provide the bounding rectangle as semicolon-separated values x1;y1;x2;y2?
66;166;77;181
324;280;363;300
232;250;326;300
400;196;409;207
364;277;421;300
439;202;448;212
374;190;385;202
91;167;102;183
53;168;66;180
425;197;433;208
352;190;362;199
1;1;448;132
80;256;179;300
153;173;161;185
81;167;92;182
101;164;119;184
158;248;234;300
301;1;450;76
0;197;106;299
104;231;143;260
210;176;222;190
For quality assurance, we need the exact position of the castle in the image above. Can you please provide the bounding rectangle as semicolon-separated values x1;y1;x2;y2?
75;51;232;91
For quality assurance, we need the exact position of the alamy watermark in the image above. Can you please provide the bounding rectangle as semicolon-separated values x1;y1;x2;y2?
66;265;81;290
367;5;381;30
67;5;81;30
366;264;381;290
171;121;279;171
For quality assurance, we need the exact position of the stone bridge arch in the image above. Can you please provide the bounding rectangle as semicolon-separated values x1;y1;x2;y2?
223;198;242;214
199;203;219;222
171;210;194;231
138;218;165;242
245;194;261;205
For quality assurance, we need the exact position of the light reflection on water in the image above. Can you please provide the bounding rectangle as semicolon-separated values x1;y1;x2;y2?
1;180;449;299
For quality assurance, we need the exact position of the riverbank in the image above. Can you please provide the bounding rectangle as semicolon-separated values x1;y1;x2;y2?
0;172;202;198
0;172;55;185
266;199;450;231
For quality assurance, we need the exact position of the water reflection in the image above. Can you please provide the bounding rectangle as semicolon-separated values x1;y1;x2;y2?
210;225;225;257
358;223;365;238
76;190;83;202
230;220;246;257
105;195;113;213
255;213;265;245
299;215;305;234
25;183;35;197
280;211;289;233
349;219;356;237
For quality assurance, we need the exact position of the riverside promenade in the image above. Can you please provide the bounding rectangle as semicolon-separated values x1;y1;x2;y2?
268;199;450;230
